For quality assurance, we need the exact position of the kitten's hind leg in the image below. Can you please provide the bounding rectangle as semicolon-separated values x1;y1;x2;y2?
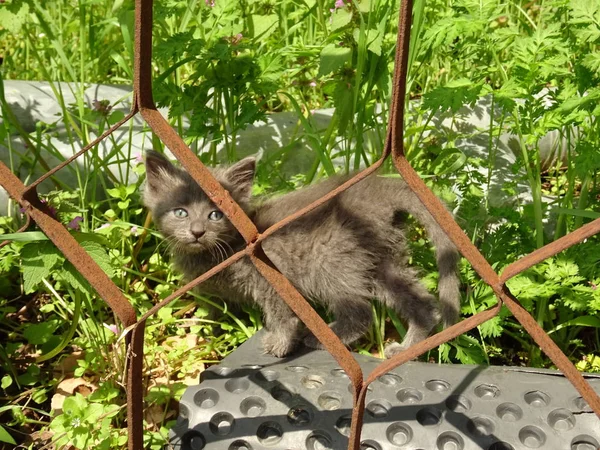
377;265;442;359
303;298;372;349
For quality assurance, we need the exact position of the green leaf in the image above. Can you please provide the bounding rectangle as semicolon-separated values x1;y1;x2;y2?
157;307;173;321
478;316;503;338
549;316;600;334
63;393;87;416
251;14;278;40
106;187;123;199
0;2;29;34
108;110;126;126
430;148;467;175
330;8;352;31
23;320;60;345
32;388;48;404
318;44;352;77
0;231;49;242
1;375;12;390
59;239;113;292
21;241;62;293
423;79;482;114
78;240;115;278
0;425;16;445
17;364;41;386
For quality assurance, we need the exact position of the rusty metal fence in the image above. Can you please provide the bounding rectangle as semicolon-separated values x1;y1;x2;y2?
1;0;600;448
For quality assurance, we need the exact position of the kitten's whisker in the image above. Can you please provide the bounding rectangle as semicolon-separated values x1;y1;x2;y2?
215;241;227;263
215;238;234;257
161;236;178;254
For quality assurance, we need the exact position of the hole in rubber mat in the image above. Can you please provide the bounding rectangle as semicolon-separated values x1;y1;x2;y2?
240;364;262;370
225;378;249;394
573;396;592;412
571;435;600;450
466;416;495;437
445;395;472;412
518;425;546;448
366;399;392;418
474;383;500;399
376;373;402;386
179;403;190;419
496;402;523;422
488;443;515;450
287;405;312;426
209;412;234;436
182;431;206;450
331;367;349;378
547;408;575;431
360;440;382;450
229;440;252;450
335;414;352;436
214;366;234;376
436;431;464;450
271;385;294;402
256;421;283;446
194;388;219;409
318;391;342;410
306;431;333;450
416;407;443;426
425;379;451;392
286;365;308;372
386;422;413;446
396;387;423;404
524;390;550;407
240;396;266;417
302;375;325;389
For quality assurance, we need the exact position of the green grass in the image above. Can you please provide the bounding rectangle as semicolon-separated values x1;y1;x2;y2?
1;0;600;448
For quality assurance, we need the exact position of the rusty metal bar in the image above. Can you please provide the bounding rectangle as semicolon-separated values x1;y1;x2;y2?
24;110;137;195
0;164;137;327
500;217;600;282
0;0;598;449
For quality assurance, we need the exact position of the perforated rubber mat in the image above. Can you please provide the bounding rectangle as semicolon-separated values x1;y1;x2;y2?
168;331;600;450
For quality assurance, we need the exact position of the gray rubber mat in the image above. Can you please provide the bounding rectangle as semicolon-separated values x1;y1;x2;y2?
168;330;600;450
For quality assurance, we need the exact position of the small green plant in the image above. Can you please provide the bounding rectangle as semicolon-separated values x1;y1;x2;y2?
49;394;123;450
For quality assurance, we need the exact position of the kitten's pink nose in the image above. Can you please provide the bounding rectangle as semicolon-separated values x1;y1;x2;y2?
191;229;205;239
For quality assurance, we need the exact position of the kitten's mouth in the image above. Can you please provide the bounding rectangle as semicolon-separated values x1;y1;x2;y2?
181;240;206;253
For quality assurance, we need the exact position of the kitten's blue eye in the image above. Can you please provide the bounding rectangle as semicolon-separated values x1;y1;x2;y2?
208;210;223;221
173;208;188;218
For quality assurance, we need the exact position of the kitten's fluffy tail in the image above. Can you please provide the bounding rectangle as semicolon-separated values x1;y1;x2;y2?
399;191;461;328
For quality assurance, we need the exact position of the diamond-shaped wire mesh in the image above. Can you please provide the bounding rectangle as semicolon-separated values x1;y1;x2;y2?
1;0;599;449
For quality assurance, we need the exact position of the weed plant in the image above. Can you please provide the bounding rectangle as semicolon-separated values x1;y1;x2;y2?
0;0;599;447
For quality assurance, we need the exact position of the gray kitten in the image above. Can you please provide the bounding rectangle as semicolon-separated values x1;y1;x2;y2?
142;151;460;358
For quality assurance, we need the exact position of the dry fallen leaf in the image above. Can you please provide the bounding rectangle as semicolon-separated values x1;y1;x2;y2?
54;351;85;377
51;377;98;414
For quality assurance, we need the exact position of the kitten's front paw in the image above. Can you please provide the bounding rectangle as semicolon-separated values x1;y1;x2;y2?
383;342;404;359
262;332;296;358
383;341;420;360
303;334;325;350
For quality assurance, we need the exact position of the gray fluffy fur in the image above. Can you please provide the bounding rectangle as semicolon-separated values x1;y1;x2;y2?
142;151;461;358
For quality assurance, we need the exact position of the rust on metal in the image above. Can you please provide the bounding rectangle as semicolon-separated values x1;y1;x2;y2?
500;217;600;282
499;286;600;413
0;0;599;448
0;213;30;249
0;164;137;328
24;111;137;194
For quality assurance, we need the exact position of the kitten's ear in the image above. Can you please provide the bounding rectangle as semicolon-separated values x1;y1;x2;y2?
224;157;256;200
144;151;178;189
143;151;182;208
